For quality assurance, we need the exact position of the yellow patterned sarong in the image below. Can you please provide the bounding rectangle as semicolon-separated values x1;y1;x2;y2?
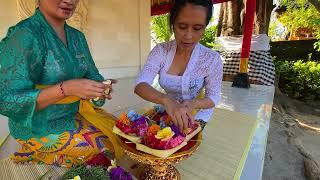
11;115;114;168
11;85;124;168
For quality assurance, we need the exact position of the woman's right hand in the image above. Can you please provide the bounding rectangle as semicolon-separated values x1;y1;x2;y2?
62;79;109;99
162;97;193;132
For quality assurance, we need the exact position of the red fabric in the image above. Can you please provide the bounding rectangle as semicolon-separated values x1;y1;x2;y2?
151;4;172;16
86;152;111;168
240;0;256;59
151;0;233;16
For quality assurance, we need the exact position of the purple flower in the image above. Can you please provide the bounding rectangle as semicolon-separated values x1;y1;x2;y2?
110;167;133;180
170;124;185;137
131;116;148;136
132;116;148;128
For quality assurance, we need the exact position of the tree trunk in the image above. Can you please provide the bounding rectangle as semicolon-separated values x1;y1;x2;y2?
217;0;243;36
217;0;275;36
255;0;274;35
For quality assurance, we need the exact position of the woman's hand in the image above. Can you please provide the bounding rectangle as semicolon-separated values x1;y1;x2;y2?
180;99;195;111
180;99;196;125
63;79;113;99
162;97;194;131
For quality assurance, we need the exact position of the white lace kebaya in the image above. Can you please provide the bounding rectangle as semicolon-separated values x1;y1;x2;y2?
135;40;223;122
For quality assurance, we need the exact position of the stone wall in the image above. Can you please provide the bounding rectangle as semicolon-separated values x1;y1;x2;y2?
0;0;151;78
0;0;151;143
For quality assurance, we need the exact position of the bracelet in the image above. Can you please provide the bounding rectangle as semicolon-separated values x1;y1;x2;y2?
59;82;66;97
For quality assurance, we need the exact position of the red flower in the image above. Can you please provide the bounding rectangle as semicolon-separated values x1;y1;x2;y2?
116;121;135;134
86;152;111;168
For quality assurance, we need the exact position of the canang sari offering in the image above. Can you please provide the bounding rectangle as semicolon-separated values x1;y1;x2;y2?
113;106;201;158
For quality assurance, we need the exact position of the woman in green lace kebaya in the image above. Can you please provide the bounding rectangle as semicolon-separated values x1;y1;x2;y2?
0;0;119;167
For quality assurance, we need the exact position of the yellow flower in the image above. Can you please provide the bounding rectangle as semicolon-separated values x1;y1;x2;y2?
69;176;81;180
155;127;174;141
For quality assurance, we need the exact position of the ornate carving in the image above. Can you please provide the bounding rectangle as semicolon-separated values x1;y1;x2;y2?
121;133;202;180
16;0;88;33
16;0;37;20
68;0;89;33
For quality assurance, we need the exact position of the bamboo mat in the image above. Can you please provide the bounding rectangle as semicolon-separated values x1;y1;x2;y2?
0;108;257;180
0;158;66;180
177;108;257;180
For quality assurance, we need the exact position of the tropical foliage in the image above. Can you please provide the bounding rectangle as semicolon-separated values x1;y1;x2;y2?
151;14;172;43
151;14;218;48
278;0;320;50
275;59;320;101
199;25;218;49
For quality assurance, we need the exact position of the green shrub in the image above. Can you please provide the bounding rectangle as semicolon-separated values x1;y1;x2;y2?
199;25;217;48
151;14;172;43
151;14;219;48
62;165;110;180
275;59;320;101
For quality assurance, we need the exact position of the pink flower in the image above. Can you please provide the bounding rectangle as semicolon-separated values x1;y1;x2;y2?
135;123;148;136
165;135;185;149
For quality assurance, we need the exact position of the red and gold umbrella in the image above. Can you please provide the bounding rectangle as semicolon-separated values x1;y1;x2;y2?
232;0;256;88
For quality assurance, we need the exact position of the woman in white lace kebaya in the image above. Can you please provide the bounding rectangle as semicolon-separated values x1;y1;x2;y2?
135;0;223;131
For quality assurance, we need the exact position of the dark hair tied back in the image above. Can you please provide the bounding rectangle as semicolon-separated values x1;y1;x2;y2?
169;0;213;31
